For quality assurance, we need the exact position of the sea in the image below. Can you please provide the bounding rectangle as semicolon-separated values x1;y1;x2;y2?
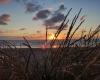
0;40;46;48
0;39;100;48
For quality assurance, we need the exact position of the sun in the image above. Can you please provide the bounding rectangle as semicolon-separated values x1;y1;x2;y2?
48;33;65;40
48;33;55;40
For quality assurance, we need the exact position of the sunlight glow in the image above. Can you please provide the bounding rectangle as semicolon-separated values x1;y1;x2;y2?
48;33;55;40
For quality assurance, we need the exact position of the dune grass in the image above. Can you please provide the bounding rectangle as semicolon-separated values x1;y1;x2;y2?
0;8;100;80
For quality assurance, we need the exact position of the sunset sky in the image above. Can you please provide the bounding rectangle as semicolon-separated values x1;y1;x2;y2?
0;0;100;40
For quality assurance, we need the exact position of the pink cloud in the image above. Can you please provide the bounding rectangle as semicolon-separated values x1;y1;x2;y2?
0;0;11;4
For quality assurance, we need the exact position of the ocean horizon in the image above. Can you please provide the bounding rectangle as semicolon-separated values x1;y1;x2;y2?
0;39;100;48
0;40;46;48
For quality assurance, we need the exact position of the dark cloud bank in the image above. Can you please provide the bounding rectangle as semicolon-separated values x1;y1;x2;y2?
0;14;11;25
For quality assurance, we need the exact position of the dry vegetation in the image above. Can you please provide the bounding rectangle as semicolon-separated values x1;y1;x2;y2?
0;8;100;80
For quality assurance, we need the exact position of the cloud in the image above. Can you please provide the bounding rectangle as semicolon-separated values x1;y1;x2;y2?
54;4;66;15
47;25;67;30
19;28;26;31
25;2;41;13
32;3;66;30
33;4;66;21
33;9;51;20
0;30;4;33
1;30;17;33
36;30;41;34
15;0;41;13
0;14;11;25
0;22;7;25
0;0;11;4
44;13;65;26
58;4;66;11
80;15;87;21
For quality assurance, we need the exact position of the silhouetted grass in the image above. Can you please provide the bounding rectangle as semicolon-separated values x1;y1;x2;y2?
0;8;100;80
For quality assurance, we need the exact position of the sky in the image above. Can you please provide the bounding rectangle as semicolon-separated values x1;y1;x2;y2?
0;0;100;40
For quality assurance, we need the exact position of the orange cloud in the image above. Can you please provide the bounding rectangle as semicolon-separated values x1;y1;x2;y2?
0;29;19;37
22;33;46;40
